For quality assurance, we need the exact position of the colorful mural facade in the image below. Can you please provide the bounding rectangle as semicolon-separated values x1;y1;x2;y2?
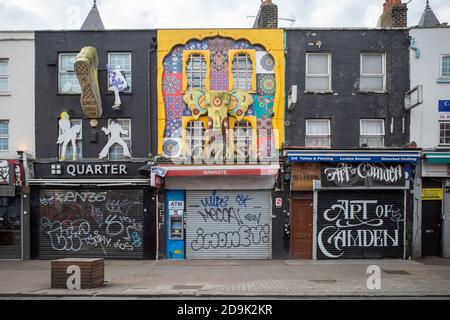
157;29;285;161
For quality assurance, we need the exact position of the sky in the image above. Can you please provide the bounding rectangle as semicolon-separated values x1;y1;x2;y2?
0;0;449;30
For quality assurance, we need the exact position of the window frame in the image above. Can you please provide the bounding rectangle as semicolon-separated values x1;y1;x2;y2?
107;118;132;161
305;119;331;148
439;121;450;146
58;53;81;94
360;53;386;93
228;49;257;92
305;52;332;93
0;59;10;93
107;52;132;93
0;120;9;152
58;118;82;160
182;50;211;92
440;55;450;79
360;119;385;148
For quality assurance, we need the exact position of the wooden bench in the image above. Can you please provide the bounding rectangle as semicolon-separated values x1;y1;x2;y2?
51;258;104;289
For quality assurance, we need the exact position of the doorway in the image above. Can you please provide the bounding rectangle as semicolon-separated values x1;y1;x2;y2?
422;200;442;256
291;198;313;259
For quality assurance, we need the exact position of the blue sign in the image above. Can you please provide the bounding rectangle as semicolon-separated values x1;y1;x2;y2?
439;100;450;112
288;155;419;163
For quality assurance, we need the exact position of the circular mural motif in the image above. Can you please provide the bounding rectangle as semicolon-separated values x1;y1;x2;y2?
163;139;180;157
258;75;276;95
162;75;181;95
261;54;275;72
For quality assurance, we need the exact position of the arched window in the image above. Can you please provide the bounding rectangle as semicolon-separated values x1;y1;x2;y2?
232;54;253;90
186;54;207;89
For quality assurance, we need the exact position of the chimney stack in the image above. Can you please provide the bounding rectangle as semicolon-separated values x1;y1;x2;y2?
378;0;408;28
253;0;278;29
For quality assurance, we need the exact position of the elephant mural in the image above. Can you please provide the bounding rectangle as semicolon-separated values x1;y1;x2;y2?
183;89;254;161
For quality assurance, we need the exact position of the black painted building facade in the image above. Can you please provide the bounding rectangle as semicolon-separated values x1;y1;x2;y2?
277;29;421;260
30;30;158;260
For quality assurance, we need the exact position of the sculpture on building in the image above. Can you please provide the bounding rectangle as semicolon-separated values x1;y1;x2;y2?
107;64;129;110
57;112;81;161
99;119;131;159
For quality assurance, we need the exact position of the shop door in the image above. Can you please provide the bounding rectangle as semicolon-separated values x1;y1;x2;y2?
422;201;442;256
38;189;145;259
291;199;313;259
186;190;271;259
0;196;22;259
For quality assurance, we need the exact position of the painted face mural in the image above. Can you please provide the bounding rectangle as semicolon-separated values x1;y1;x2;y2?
158;32;284;163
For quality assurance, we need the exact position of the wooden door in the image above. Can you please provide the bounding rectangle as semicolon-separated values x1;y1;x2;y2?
291;199;313;259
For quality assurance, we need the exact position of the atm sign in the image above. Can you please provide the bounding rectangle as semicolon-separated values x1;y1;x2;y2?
168;201;184;210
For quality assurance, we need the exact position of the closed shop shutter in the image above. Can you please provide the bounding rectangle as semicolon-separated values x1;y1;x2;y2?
186;190;271;259
38;189;144;259
316;190;405;260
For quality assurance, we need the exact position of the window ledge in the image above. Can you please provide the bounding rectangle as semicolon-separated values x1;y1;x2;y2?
437;78;450;84
0;92;11;96
358;90;388;95
304;90;334;95
57;93;81;96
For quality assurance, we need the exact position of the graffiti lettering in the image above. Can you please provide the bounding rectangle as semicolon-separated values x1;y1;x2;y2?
236;194;253;207
200;191;229;208
198;207;243;225
40;192;107;205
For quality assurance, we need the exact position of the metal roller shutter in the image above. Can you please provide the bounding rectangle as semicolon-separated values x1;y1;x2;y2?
316;190;405;260
186;190;271;259
38;189;144;259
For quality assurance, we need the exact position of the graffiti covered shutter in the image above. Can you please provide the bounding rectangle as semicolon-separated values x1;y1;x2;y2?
316;190;405;260
186;190;271;259
38;189;144;259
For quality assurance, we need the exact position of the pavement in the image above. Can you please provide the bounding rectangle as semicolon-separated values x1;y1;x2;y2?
0;258;450;299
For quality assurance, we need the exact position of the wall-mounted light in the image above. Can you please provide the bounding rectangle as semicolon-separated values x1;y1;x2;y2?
287;85;298;111
90;119;99;128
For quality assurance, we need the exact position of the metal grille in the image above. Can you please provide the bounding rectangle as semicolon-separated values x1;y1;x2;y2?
186;54;207;89
38;189;144;260
186;190;271;260
234;121;252;160
316;190;405;260
232;54;253;90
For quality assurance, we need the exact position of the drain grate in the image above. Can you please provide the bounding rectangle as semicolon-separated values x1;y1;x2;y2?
309;279;337;284
172;285;203;290
382;270;410;275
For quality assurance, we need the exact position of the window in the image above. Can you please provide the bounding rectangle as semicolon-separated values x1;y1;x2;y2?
360;119;385;147
234;121;253;159
58;119;82;159
440;122;450;145
441;55;450;78
306;53;331;92
108;52;132;92
186;54;207;89
0;120;9;151
360;53;386;92
108;119;131;161
0;59;9;92
306;119;331;148
185;121;205;159
232;54;253;90
59;53;81;94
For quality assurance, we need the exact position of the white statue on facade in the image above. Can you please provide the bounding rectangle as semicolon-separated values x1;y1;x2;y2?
99;119;131;159
107;64;129;110
57;112;81;161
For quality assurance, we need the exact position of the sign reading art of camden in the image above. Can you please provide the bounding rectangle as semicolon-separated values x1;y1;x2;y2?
321;163;406;188
316;191;405;259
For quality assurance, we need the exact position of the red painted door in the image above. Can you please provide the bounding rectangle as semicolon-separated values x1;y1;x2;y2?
291;199;313;259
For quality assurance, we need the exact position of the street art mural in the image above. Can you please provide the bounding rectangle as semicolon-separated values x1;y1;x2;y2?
157;30;285;163
316;191;405;260
0;160;9;185
38;189;144;259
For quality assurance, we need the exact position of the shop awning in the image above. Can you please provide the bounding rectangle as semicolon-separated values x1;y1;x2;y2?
0;186;15;197
424;152;450;164
156;164;280;177
286;150;421;163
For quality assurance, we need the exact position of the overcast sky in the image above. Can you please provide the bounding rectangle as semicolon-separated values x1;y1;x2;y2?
0;0;448;30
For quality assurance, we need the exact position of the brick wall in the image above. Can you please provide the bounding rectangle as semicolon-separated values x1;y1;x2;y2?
253;0;278;29
378;3;408;28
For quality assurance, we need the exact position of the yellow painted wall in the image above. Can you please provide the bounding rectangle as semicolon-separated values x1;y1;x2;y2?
157;29;285;155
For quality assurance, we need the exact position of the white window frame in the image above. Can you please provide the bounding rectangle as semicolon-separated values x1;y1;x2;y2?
232;54;253;91
360;119;385;148
58;53;81;94
360;53;386;93
58;118;82;159
439;121;450;146
107;118;132;161
186;54;207;90
305;119;331;148
305;53;332;93
0;59;9;93
0;120;9;152
440;55;450;79
108;52;132;93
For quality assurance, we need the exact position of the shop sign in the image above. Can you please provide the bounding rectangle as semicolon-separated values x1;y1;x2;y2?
439;100;450;120
291;163;321;191
275;198;282;208
422;188;443;201
168;200;184;210
321;163;406;188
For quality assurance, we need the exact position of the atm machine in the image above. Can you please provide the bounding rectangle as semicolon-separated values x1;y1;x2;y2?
166;190;185;259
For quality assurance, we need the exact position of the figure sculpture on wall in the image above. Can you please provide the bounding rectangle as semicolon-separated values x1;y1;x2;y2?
57;112;81;161
99;119;131;159
107;64;129;110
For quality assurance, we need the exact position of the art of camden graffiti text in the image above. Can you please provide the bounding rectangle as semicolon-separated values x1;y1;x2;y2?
39;190;144;258
190;191;270;252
